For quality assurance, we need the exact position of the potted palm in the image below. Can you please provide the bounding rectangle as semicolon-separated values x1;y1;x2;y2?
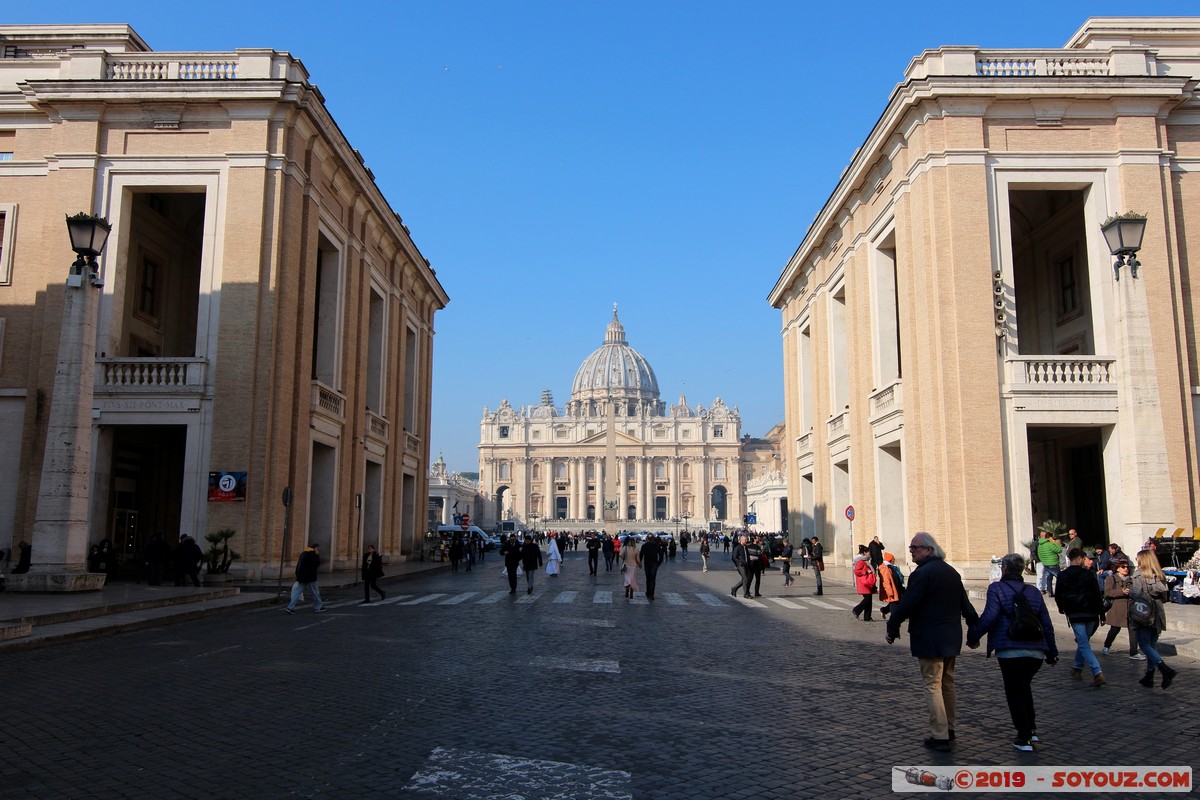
203;528;240;585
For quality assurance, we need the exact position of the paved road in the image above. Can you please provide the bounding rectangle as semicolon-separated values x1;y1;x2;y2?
6;552;1197;799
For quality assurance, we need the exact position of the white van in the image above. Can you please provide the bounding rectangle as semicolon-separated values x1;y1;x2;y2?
436;525;498;550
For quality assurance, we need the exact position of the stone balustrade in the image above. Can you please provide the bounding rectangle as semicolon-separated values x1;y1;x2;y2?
96;357;206;389
1006;356;1116;387
906;46;1155;81
313;382;344;418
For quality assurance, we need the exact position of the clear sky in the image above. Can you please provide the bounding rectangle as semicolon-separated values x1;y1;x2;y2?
11;1;1198;472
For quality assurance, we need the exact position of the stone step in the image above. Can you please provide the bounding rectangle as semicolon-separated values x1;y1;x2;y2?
0;586;241;627
0;593;269;653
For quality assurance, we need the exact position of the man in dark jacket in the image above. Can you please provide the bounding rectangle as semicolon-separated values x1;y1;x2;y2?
1055;547;1106;686
640;535;665;600
361;544;385;604
730;534;752;598
885;531;979;752
519;534;543;595
810;536;824;595
586;535;601;575
175;535;203;587
501;534;522;594
285;543;325;614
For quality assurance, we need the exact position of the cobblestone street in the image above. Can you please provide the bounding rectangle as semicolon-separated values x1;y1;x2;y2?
6;552;1198;799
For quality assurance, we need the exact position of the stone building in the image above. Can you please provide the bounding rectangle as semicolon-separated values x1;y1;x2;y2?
0;24;448;584
768;17;1200;573
478;308;748;532
427;454;483;530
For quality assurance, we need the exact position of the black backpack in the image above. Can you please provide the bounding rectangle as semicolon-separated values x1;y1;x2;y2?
1006;584;1044;642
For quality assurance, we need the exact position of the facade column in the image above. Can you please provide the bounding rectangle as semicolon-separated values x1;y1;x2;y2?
669;456;682;518
637;457;649;520
574;457;586;519
617;457;627;522
699;456;710;525
595;458;604;521
729;457;742;523
515;457;528;520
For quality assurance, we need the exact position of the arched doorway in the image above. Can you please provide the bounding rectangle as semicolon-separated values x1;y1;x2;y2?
711;485;727;520
495;486;509;522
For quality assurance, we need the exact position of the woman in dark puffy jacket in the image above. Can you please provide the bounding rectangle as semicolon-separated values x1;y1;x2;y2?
967;553;1058;752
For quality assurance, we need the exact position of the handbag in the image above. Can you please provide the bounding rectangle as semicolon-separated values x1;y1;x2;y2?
817;561;824;572
1128;577;1157;627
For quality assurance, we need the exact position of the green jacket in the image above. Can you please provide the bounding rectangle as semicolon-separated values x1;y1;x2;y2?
1036;537;1062;567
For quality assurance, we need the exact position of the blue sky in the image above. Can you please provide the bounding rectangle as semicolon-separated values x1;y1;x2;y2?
12;1;1199;472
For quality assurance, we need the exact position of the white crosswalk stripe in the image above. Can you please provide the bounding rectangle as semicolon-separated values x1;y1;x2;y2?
766;597;805;610
663;592;687;605
553;591;578;604
696;593;725;607
396;593;446;606
477;591;509;605
438;592;479;605
594;591;613;604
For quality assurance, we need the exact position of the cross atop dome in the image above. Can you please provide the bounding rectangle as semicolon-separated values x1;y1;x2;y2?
604;304;627;345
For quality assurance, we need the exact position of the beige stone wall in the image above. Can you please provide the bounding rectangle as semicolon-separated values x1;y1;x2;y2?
771;20;1200;572
0;27;447;577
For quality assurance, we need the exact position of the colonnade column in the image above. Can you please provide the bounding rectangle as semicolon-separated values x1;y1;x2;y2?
595;458;604;520
543;458;553;520
617;457;627;522
669;457;681;518
637;457;648;521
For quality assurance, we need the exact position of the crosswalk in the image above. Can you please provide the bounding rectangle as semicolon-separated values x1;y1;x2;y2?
266;591;862;613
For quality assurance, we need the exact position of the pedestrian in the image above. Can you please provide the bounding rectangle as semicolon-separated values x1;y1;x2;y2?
175;535;203;587
699;536;710;572
884;531;979;752
680;530;690;559
799;537;811;571
868;535;885;569
448;534;464;573
723;535;730;553
810;536;825;595
746;535;765;597
778;538;795;587
13;540;31;574
520;533;542;595
361;544;385;604
1100;559;1141;659
1066;528;1084;555
546;536;562;577
1130;548;1178;689
730;534;753;598
1054;547;1106;687
586;534;601;575
852;545;877;622
285;543;325;614
621;536;641;599
501;534;522;594
602;534;616;571
966;553;1058;752
640;534;664;600
878;552;903;618
667;537;677;559
1037;532;1062;595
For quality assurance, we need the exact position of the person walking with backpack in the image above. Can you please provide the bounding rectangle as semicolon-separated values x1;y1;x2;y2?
1129;548;1178;689
1054;547;1106;687
878;552;904;619
967;553;1058;751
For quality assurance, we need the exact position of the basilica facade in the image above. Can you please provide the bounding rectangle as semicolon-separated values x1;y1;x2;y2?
478;310;748;531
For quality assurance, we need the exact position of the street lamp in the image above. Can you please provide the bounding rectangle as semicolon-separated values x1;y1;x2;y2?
1100;212;1147;282
65;212;111;286
681;511;691;533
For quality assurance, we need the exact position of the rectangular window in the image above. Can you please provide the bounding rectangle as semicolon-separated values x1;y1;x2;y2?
137;252;160;320
1058;254;1079;316
499;425;509;438
0;204;16;284
0;152;12;161
531;430;541;440
713;425;723;438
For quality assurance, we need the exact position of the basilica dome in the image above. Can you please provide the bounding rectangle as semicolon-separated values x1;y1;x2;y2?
570;308;660;407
